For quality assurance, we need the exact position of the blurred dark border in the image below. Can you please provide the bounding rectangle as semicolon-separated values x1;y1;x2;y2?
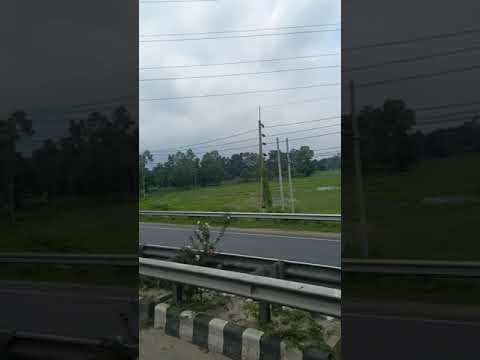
0;1;138;358
341;0;480;358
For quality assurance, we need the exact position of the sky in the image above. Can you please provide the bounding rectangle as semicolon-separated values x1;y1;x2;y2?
139;0;341;165
1;1;137;155
342;0;480;134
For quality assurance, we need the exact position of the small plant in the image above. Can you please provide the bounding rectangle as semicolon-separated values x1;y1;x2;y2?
175;215;231;266
172;289;231;313
242;301;330;353
173;216;231;302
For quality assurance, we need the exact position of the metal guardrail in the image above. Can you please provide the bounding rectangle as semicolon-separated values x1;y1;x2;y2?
139;257;341;317
140;244;341;288
0;253;138;267
343;258;480;277
139;210;341;222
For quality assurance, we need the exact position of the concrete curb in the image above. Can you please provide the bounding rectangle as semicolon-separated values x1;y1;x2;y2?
154;303;332;360
139;293;172;323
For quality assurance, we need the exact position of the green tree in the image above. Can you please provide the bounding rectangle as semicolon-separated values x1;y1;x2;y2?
291;146;315;176
1;110;34;223
199;151;224;186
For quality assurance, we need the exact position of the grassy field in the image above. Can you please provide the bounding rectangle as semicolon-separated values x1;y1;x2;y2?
344;153;480;305
1;198;138;286
140;170;341;233
1;198;137;253
141;170;340;213
344;152;480;260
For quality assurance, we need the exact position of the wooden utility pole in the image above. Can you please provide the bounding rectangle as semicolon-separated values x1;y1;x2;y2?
258;106;265;209
285;138;295;212
276;138;285;210
349;80;368;257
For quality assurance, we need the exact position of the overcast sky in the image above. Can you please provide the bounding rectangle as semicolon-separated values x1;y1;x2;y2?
139;0;341;165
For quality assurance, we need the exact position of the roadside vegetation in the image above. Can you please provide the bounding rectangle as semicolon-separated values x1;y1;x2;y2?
140;169;341;233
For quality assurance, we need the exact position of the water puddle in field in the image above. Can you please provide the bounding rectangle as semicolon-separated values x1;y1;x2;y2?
316;186;340;191
421;196;480;205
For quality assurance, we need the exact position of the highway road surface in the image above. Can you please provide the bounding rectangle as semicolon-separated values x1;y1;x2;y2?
139;222;341;267
0;281;138;343
343;301;480;359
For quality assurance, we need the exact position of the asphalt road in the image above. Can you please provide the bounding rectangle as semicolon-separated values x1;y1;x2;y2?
139;223;341;267
0;281;138;342
343;301;480;359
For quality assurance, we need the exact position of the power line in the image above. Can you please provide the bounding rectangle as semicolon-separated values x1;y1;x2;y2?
265;115;341;128
139;52;340;70
417;109;480;121
343;45;480;72
140;82;340;101
139;64;339;81
261;96;340;108
312;146;341;151
415;115;478;127
139;29;340;42
151;136;258;154
140;23;340;37
343;27;480;52
267;123;340;138
286;131;341;143
151;128;257;152
358;64;480;88
144;120;342;155
415;100;480;112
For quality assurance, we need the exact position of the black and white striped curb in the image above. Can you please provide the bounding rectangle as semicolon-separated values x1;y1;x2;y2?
154;303;332;360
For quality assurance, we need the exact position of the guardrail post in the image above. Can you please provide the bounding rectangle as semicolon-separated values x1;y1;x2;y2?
173;283;183;305
274;261;286;279
254;266;272;326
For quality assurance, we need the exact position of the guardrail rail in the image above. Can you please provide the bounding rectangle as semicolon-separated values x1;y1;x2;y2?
140;210;341;222
140;244;341;288
139;257;341;317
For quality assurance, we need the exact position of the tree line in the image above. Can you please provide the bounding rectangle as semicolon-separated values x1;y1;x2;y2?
341;99;480;175
140;146;340;193
1;106;137;218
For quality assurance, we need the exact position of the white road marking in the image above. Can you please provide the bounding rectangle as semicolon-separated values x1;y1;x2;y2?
140;224;340;243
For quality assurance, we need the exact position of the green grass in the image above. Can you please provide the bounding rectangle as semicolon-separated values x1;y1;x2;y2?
344;153;480;260
140;170;340;214
344;153;480;305
140;215;341;233
140;170;341;233
0;198;138;286
1;198;137;254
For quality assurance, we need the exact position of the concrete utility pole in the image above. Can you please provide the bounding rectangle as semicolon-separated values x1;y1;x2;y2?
276;137;285;211
285;138;295;212
258;106;265;209
6;117;16;224
349;80;368;257
142;167;146;200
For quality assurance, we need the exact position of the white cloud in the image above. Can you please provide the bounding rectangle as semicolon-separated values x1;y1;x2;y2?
139;0;341;163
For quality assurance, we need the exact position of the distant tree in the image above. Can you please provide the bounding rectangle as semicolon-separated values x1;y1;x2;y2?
170;150;198;188
357;99;416;172
315;154;341;171
224;153;245;180
198;151;224;186
239;152;258;181
291;146;315;176
1;110;34;223
265;150;288;180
